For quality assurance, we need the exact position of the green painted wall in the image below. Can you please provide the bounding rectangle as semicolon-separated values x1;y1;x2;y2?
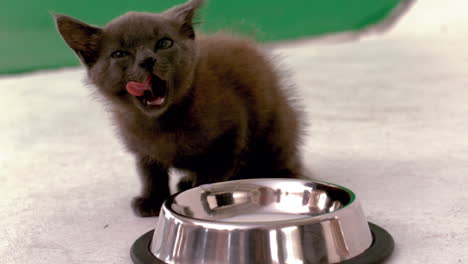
0;0;402;74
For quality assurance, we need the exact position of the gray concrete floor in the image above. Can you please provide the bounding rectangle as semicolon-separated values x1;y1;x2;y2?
1;0;467;263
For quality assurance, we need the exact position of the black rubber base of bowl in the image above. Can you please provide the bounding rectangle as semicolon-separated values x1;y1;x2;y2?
130;222;394;264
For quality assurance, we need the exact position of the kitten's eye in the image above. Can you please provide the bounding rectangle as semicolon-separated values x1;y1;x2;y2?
157;38;174;49
111;50;130;58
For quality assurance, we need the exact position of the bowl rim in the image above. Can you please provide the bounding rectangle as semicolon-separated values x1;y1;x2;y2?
162;178;358;228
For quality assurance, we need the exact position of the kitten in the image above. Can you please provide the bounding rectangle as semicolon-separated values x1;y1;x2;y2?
54;0;302;217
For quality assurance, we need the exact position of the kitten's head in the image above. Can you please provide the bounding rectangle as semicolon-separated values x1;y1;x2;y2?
54;0;204;117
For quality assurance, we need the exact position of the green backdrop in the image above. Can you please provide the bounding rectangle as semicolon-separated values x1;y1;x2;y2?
0;0;402;74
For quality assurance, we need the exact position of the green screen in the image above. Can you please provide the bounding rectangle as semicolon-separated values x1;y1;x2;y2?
0;0;402;74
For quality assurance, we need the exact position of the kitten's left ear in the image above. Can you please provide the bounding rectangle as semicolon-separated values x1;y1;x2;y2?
163;0;205;39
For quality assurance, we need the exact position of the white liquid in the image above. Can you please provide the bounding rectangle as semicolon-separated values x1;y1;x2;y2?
219;213;307;223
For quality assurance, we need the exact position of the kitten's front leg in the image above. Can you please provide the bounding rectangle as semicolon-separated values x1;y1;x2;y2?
132;157;170;217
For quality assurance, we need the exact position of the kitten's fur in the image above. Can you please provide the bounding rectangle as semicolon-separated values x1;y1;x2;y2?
55;0;302;216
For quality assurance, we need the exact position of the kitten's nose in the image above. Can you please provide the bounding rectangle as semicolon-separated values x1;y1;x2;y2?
139;57;156;71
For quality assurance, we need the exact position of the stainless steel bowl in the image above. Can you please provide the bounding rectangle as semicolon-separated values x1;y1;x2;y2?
131;178;394;264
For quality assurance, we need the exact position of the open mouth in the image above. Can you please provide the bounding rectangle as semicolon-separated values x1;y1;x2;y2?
126;75;168;108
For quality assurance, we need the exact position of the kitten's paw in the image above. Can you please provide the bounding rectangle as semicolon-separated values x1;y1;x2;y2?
131;196;163;217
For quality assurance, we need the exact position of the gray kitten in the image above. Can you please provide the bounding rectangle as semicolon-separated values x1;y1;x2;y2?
55;0;302;217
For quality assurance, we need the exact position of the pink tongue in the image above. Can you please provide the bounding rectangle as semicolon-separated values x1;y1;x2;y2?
126;77;152;96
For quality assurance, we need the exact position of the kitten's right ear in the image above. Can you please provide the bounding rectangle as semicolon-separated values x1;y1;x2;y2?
53;13;102;67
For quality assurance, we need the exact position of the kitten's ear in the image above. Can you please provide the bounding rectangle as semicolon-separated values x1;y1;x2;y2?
163;0;204;39
53;13;102;67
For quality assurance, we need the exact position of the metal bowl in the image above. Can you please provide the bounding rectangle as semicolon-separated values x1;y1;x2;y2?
131;178;394;264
